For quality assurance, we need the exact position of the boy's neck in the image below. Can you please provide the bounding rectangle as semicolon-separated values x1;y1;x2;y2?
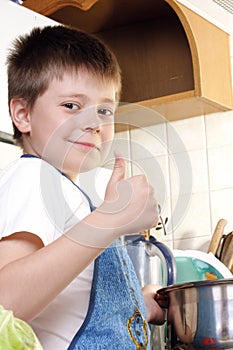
22;152;79;183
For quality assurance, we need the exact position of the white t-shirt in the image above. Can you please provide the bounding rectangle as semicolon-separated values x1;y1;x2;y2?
0;157;94;349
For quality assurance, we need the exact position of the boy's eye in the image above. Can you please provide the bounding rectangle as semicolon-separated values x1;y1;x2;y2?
63;103;79;110
98;108;114;117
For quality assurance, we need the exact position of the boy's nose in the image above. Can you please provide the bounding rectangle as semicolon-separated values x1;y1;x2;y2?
80;107;101;134
84;126;101;134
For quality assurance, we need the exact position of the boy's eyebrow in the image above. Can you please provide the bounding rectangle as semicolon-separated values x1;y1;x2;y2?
58;94;116;104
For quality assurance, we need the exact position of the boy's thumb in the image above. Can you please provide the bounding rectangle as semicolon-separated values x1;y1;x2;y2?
108;151;126;184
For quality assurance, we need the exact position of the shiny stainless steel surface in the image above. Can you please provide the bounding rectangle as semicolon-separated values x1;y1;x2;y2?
124;235;177;350
125;235;177;287
156;279;233;349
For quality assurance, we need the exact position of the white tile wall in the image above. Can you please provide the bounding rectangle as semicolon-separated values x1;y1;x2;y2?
173;235;211;251
168;149;209;196
210;188;233;234
129;107;233;251
130;122;168;159
128;35;233;252
170;192;211;241
131;155;170;209
167;116;206;153
208;143;233;190
205;110;233;148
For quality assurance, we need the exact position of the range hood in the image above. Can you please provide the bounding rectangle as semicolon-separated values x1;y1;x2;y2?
176;0;233;34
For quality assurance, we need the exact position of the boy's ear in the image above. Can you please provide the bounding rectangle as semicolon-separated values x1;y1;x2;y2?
10;98;31;133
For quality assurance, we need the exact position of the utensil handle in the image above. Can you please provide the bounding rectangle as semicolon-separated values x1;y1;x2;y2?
208;218;227;255
149;236;177;286
154;293;169;308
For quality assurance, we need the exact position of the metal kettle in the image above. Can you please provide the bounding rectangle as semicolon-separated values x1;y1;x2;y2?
124;234;177;350
124;234;176;287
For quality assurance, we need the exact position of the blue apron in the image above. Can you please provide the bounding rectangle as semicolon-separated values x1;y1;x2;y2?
68;241;150;350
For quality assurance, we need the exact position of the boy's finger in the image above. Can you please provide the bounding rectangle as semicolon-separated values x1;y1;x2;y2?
108;151;126;184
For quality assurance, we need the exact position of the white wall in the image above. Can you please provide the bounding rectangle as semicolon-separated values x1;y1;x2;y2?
0;1;58;168
0;0;58;134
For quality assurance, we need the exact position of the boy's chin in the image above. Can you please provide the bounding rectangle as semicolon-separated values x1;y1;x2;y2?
75;151;110;174
45;149;102;174
78;158;102;174
61;157;102;178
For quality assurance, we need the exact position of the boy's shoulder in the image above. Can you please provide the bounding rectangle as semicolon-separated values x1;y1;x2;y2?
1;156;39;176
0;156;58;189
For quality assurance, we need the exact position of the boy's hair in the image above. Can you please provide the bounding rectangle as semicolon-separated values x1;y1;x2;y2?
7;25;122;147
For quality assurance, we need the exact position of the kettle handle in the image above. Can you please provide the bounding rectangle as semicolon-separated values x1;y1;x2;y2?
146;236;177;286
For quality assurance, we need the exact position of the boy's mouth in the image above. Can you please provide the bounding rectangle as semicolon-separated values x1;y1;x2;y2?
69;140;100;151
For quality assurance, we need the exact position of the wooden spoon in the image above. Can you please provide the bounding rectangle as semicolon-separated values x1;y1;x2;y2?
208;219;227;256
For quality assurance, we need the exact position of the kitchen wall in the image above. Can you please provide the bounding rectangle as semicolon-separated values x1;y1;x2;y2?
0;1;57;165
115;34;233;252
1;1;233;253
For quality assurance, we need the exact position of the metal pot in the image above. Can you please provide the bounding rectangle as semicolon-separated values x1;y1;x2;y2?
155;278;233;349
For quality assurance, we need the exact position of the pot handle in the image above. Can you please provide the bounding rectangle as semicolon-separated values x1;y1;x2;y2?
154;292;169;309
146;235;177;286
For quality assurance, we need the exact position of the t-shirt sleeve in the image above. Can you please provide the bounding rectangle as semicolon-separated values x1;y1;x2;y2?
0;159;67;246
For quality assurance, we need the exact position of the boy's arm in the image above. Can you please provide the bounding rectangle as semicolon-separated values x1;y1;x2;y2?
0;227;105;322
0;154;158;321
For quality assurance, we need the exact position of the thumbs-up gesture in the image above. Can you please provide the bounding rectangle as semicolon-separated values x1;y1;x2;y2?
100;152;159;237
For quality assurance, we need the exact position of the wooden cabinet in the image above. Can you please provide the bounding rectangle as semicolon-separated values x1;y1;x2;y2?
23;0;233;126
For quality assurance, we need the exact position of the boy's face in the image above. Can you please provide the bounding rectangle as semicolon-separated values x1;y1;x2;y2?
22;70;117;179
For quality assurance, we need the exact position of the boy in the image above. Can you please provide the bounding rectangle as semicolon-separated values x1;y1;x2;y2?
0;25;164;349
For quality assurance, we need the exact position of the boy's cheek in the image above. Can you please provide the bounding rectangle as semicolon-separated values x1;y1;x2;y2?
103;123;115;140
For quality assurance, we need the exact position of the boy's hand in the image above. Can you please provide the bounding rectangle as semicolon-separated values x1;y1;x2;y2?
100;152;159;236
104;151;126;202
142;284;166;325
